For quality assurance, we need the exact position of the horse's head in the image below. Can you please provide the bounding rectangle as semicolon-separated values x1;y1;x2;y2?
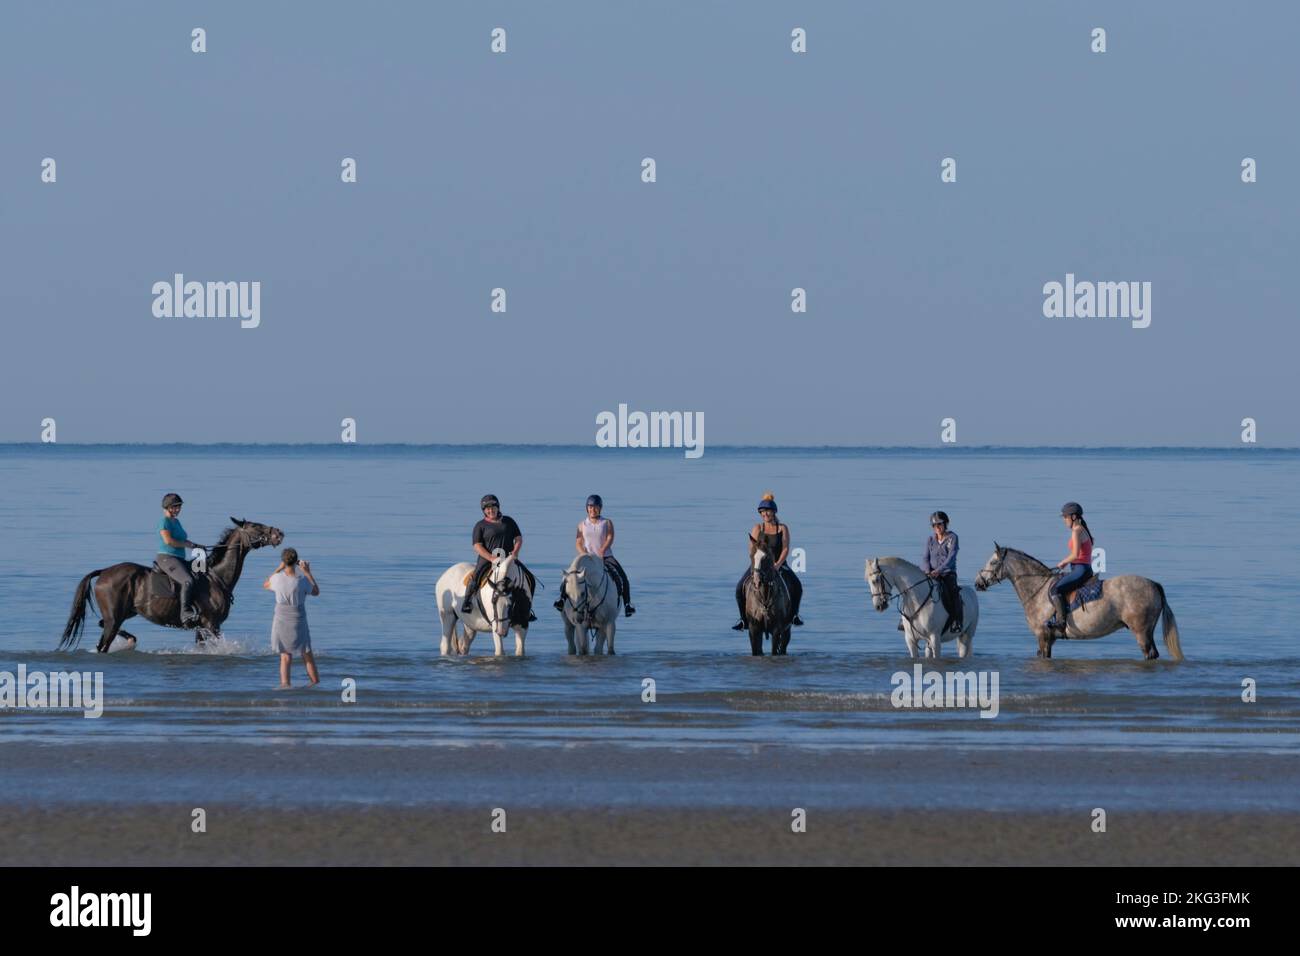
221;517;284;552
487;552;517;637
974;542;1006;592
865;557;893;612
561;554;602;622
751;549;777;596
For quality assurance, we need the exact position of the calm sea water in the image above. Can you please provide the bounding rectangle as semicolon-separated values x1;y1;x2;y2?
1;445;1297;804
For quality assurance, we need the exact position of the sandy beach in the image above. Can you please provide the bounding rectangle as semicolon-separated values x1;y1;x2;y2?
5;805;1297;866
4;740;1297;865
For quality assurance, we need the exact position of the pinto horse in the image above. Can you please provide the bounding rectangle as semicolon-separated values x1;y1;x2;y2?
436;553;534;657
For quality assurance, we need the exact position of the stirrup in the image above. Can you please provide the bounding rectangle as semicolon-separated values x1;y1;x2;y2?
731;619;746;631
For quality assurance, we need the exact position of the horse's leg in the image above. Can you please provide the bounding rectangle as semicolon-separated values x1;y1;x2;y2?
439;609;455;656
96;617;122;654
903;622;919;658
513;626;526;657
459;627;474;655
116;629;140;650
1135;618;1159;660
492;630;505;657
957;631;971;659
748;625;763;656
563;619;577;655
605;621;616;655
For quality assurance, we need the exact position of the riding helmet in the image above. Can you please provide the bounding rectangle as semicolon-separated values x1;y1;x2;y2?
586;494;603;508
930;510;949;526
162;493;184;508
757;492;777;513
1060;502;1083;517
480;494;500;511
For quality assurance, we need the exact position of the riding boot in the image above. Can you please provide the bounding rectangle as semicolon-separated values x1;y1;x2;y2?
1046;592;1069;634
733;576;747;629
461;584;475;614
178;578;199;624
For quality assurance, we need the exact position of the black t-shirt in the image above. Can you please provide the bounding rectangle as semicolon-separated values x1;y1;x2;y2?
472;516;522;556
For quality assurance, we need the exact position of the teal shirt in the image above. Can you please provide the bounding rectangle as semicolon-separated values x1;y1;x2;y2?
157;516;187;557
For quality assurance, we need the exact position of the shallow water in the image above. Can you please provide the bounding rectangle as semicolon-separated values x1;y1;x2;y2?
1;445;1296;806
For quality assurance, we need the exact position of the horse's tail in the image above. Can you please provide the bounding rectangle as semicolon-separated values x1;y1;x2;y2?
1154;582;1184;661
60;569;104;651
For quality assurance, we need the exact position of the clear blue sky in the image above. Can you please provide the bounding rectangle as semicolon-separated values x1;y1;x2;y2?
2;1;1296;445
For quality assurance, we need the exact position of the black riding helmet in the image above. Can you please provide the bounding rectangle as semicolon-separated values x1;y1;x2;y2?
162;493;183;509
586;494;603;508
480;494;500;511
930;510;949;527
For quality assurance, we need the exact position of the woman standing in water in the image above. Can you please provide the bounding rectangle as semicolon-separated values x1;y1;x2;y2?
263;547;320;687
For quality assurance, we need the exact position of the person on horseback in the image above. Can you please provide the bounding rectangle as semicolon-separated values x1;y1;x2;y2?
155;493;207;625
921;510;962;634
460;494;537;619
1046;502;1095;635
732;492;803;630
553;494;636;617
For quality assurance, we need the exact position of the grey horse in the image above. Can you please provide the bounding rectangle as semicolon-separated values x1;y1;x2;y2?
742;549;793;655
973;544;1183;660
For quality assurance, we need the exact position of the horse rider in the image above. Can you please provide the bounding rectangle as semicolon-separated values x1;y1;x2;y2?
155;493;208;625
1046;502;1095;635
920;510;963;634
461;494;537;619
553;494;636;617
732;492;804;630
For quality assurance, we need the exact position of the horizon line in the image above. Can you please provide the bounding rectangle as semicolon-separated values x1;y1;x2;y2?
1;442;1294;451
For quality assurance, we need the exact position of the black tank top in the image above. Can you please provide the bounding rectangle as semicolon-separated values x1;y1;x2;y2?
758;527;784;563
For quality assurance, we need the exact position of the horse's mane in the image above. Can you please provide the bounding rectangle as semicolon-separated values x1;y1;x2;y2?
208;524;243;562
877;556;922;573
1001;546;1050;570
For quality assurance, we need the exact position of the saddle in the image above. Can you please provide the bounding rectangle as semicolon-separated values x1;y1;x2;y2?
1066;576;1103;612
149;561;210;604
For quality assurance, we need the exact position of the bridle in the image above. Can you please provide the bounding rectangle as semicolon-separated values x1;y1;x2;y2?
869;563;938;628
748;555;789;623
981;549;1060;601
482;562;521;632
560;561;613;634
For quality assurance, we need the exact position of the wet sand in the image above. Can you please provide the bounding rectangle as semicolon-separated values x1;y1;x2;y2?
3;740;1298;865
4;805;1298;866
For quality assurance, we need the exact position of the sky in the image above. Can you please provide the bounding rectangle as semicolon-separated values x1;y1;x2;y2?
2;1;1296;445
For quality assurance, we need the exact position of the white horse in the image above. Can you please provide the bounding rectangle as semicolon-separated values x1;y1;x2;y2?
558;553;620;655
435;554;534;657
865;557;979;659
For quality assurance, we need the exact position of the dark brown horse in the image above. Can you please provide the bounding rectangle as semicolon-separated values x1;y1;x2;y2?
59;518;284;653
